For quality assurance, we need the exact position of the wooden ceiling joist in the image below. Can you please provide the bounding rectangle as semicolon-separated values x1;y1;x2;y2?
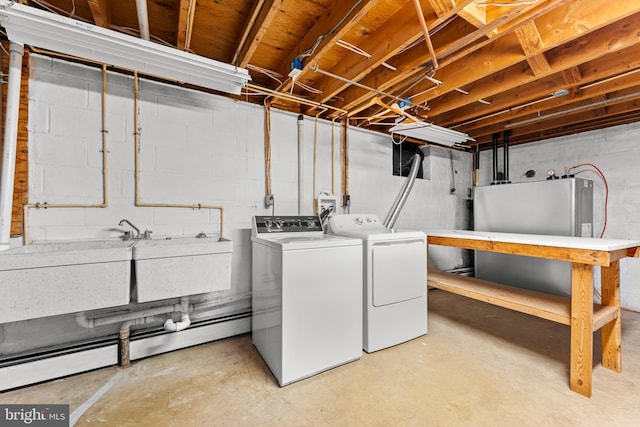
329;0;562;117
275;0;378;94
234;0;281;68
176;0;196;51
86;0;109;28
18;0;640;147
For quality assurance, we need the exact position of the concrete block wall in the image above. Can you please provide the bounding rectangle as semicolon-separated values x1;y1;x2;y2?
1;54;471;358
478;123;640;310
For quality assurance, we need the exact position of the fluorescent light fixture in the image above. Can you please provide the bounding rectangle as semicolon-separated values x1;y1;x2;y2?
390;122;474;147
0;1;251;94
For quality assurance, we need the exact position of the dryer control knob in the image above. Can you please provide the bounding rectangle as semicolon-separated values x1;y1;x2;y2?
355;217;364;225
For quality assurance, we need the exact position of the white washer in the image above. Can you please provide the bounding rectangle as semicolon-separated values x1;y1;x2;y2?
251;215;363;386
328;214;427;353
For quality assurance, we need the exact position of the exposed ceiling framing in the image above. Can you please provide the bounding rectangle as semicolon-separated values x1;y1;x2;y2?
5;0;640;150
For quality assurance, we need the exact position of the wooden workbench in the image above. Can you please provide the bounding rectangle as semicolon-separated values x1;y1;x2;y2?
426;230;640;397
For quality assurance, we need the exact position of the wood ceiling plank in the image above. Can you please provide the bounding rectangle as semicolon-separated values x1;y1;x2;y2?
472;95;640;146
437;44;640;131
312;0;478;113
275;0;379;93
87;0;110;28
468;83;640;140
176;0;196;51
428;0;454;17
308;0;440;104
330;0;564;116
411;10;640;118
515;21;551;76
235;0;282;68
458;2;492;35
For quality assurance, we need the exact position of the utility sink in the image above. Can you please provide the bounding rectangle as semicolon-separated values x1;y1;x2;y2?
0;240;134;324
131;237;232;302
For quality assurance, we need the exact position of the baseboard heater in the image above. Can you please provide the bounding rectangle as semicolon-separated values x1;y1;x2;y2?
0;312;251;392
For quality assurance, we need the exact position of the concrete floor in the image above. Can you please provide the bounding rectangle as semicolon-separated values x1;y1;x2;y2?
2;289;640;426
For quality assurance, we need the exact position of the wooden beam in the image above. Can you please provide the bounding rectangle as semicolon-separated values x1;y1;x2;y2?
328;0;562;117
471;96;640;146
435;44;640;129
601;260;622;372
570;262;594;397
413;10;640;118
235;0;281;68
515;21;551;76
427;235;615;266
176;0;197;51
86;0;110;28
312;0;477;113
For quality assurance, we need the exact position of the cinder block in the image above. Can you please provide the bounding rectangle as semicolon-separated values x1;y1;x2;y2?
27;100;50;134
138;119;187;149
42;168;104;200
31;134;85;168
186;125;216;153
155;147;209;176
137;172;184;201
156;94;213;127
50;106;102;138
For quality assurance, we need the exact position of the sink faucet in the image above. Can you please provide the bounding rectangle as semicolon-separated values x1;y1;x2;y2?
118;219;140;240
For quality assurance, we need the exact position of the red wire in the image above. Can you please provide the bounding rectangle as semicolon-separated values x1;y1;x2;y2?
566;165;640;314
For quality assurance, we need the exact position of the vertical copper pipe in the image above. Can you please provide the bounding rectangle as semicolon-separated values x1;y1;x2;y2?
412;0;439;70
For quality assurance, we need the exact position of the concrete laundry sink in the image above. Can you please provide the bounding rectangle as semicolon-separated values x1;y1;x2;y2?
0;240;134;324
131;236;232;302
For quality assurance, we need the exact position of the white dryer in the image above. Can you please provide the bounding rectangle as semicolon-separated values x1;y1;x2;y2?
251;215;363;386
328;214;427;352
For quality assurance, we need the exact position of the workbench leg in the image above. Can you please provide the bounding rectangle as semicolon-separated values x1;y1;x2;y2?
570;263;593;397
601;260;622;372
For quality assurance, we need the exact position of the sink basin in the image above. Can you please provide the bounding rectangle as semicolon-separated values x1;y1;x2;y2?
0;240;134;324
131;237;232;302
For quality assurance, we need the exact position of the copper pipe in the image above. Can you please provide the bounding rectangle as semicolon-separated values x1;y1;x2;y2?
22;66;110;245
412;0;439;70
132;72;225;237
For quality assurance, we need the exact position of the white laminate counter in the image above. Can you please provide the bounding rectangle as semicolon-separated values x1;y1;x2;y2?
426;230;640;252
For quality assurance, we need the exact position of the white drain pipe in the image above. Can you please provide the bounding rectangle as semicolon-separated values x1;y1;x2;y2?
297;115;304;215
135;0;151;41
164;313;191;332
0;42;24;251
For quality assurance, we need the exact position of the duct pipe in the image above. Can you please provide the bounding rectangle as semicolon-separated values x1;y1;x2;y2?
0;42;24;251
297;114;304;215
491;133;499;184
503;130;510;182
135;0;151;41
384;153;421;229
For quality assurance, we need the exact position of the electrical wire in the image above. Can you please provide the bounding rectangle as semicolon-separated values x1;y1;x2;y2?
296;0;363;61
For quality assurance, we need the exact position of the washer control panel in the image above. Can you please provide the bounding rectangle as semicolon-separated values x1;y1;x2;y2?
328;214;386;232
254;216;322;233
